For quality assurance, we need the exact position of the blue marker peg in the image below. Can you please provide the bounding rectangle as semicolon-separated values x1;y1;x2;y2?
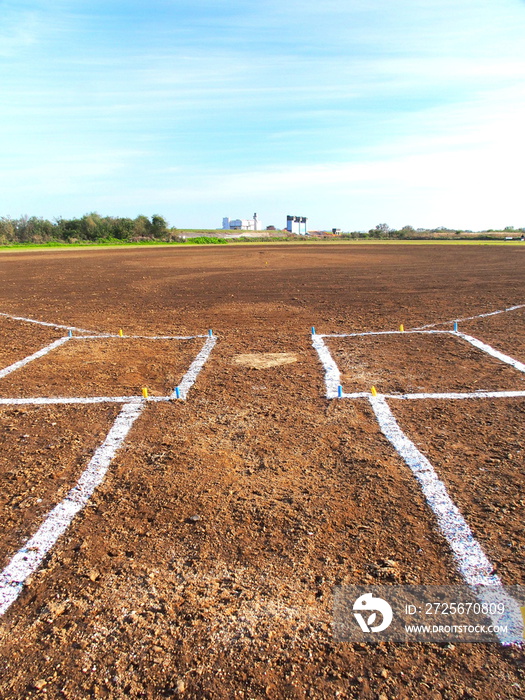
453;322;458;332
175;387;181;399
337;385;343;398
68;330;73;338
311;326;316;335
208;329;213;337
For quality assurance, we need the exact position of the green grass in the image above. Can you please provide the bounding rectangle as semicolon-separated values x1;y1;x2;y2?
1;237;523;252
0;236;227;251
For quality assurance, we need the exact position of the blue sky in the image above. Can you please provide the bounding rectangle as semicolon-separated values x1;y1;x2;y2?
1;0;524;231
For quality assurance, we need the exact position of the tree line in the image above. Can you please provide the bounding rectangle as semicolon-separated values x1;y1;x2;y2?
0;213;178;245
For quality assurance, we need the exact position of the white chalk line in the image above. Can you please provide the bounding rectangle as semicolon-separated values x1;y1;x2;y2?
0;395;170;406
318;329;450;339
313;301;525;338
456;331;525;374
312;334;341;398
0;310;209;340
173;335;217;399
0;336;70;380
0;401;144;617
385;390;525;401
370;395;524;645
0;312;97;335
75;334;206;340
414;303;525;330
3;390;524;406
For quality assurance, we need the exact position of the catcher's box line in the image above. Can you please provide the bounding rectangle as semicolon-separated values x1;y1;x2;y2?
370;394;524;646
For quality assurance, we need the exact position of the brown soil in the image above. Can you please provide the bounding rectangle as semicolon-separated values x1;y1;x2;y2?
0;244;524;699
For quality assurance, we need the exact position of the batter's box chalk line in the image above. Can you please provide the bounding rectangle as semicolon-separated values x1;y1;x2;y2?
313;323;525;644
0;333;216;404
313;328;525;400
0;332;217;617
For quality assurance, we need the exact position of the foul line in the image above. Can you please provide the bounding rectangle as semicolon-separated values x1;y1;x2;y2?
456;332;525;374
0;401;144;617
370;394;524;645
414;303;525;330
0;312;97;335
0;336;70;380
0;311;210;340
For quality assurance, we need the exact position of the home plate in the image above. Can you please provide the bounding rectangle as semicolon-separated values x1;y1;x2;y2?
232;353;298;369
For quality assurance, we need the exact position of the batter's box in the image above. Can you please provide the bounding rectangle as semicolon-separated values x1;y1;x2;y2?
319;331;525;397
0;335;208;400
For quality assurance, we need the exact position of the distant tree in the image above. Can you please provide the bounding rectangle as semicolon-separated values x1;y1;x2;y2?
150;215;168;239
0;217;16;243
369;223;392;238
111;217;134;240
133;215;151;239
397;225;415;239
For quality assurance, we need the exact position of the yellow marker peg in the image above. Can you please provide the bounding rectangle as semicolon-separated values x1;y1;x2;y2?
118;329;124;337
142;387;148;399
399;324;404;332
371;386;378;397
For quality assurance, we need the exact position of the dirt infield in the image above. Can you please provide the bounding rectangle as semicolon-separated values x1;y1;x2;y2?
0;244;524;699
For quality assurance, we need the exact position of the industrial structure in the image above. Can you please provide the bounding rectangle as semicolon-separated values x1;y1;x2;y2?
222;213;261;231
286;215;308;235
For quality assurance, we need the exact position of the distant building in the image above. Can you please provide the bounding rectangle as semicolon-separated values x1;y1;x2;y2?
222;213;261;231
286;215;308;235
